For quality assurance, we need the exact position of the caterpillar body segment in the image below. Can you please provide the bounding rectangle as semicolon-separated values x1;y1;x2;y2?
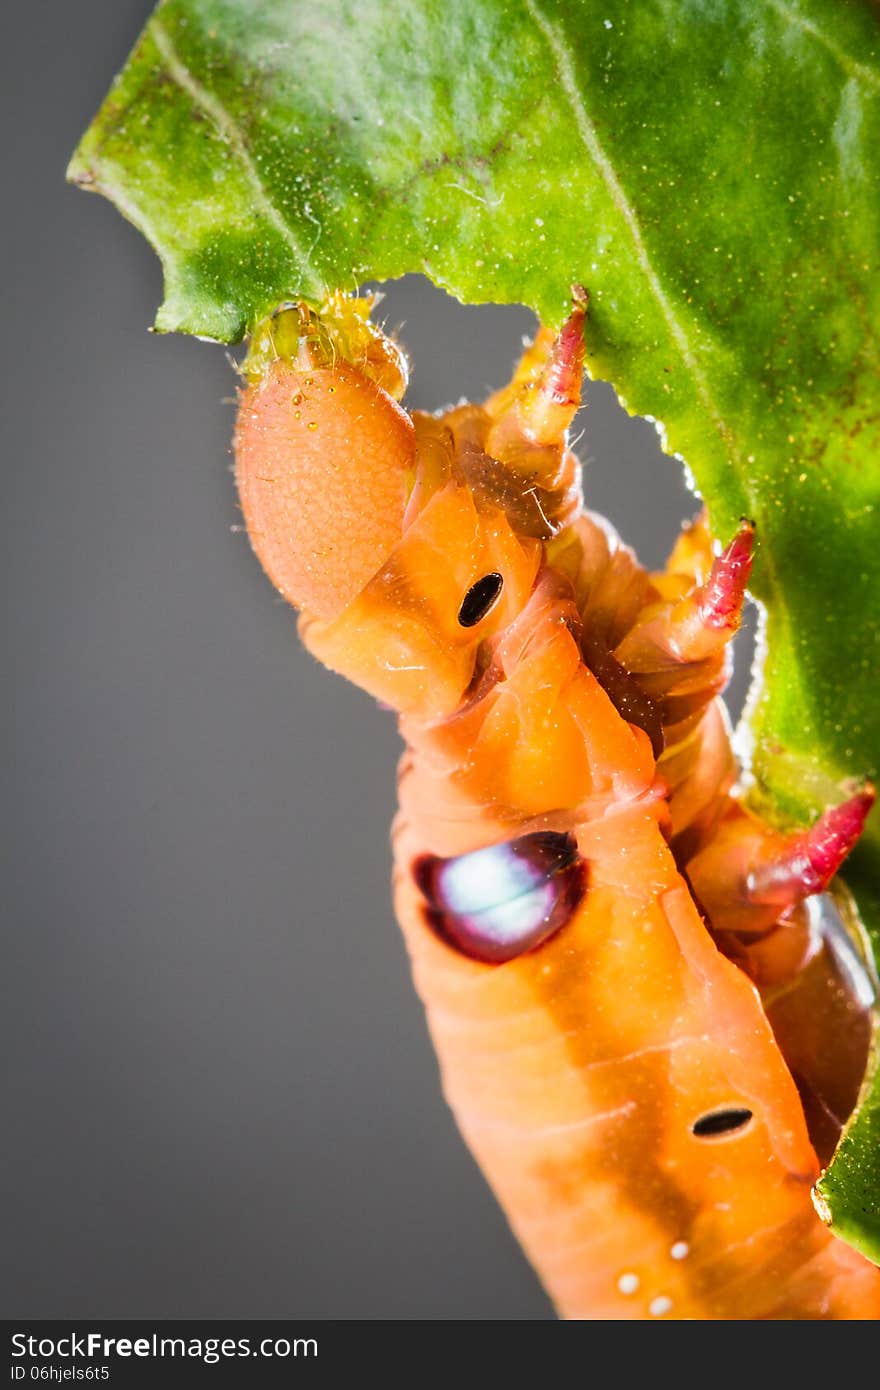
234;293;880;1319
394;808;879;1319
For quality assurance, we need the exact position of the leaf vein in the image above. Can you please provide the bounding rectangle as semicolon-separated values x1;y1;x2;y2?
525;0;736;467
766;0;880;92
150;18;317;287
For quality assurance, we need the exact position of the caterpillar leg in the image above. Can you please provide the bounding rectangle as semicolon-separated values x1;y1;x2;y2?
686;787;876;939
565;515;752;773
484;286;587;458
614;518;753;683
578;518;754;839
647;515;750;840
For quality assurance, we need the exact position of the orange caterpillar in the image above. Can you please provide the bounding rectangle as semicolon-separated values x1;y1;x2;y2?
234;291;880;1319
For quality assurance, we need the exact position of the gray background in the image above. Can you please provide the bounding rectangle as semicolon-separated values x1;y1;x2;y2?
3;0;753;1318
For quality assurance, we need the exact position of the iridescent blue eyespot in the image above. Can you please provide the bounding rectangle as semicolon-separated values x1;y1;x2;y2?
414;831;584;964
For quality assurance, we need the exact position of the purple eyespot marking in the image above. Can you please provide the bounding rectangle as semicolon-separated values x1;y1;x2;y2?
414;831;585;964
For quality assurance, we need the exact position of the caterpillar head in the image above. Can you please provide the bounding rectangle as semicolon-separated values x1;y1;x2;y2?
235;292;587;719
235;294;416;622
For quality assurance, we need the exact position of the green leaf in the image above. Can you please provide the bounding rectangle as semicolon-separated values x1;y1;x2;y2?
70;0;880;1258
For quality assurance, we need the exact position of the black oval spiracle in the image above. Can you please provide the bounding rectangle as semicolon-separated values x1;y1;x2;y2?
458;572;504;627
692;1107;754;1138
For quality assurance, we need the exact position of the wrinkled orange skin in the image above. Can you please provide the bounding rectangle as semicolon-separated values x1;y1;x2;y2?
236;305;880;1319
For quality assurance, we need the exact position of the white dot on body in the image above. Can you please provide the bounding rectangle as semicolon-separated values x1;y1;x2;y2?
649;1295;673;1317
617;1273;639;1295
670;1241;689;1261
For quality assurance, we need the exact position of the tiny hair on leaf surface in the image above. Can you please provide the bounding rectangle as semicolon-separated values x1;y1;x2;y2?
70;0;880;1264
